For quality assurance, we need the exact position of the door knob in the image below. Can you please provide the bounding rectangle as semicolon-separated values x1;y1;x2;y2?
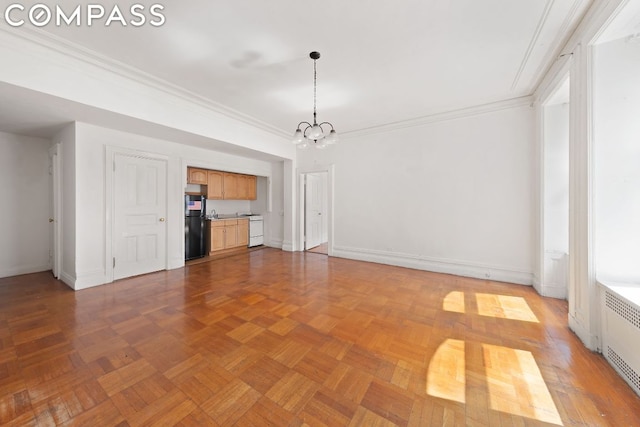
159;218;166;222
49;218;54;223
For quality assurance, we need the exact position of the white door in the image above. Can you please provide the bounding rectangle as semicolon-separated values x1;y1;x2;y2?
113;153;167;280
305;173;323;250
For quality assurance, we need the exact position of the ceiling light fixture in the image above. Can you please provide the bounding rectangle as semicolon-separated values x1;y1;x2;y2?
292;51;338;149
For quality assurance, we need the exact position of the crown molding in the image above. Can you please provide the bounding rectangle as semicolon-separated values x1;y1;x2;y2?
0;26;536;142
528;0;588;95
0;26;289;139
511;0;556;92
341;96;534;139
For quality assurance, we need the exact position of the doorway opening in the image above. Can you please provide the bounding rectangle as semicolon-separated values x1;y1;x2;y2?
298;167;334;256
540;74;570;299
303;172;329;255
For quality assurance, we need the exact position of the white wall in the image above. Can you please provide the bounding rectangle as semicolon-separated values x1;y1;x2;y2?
0;131;51;278
67;122;284;289
543;103;570;253
594;37;640;283
56;124;76;283
0;28;295;161
262;164;285;248
297;103;535;284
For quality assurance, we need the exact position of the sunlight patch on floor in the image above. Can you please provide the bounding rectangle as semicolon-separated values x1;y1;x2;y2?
483;343;563;425
443;291;465;314
475;294;539;323
426;339;466;403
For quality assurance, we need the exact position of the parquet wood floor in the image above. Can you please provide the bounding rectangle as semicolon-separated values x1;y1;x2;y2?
1;248;639;426
306;243;328;255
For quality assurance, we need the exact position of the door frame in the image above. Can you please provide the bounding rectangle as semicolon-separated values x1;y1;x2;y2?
48;143;62;279
105;146;169;283
304;172;326;250
538;72;571;299
297;165;334;255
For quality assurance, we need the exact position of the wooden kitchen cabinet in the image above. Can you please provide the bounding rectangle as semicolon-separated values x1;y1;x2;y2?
210;221;226;252
190;167;256;200
222;172;255;200
246;175;257;200
207;171;224;199
223;173;239;199
187;167;208;185
237;219;249;246
224;220;238;248
237;174;257;200
209;219;246;254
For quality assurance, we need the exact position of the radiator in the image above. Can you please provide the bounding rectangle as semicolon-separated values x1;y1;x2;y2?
601;287;640;395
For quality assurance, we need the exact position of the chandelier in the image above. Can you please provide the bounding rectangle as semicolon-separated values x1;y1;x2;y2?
292;51;338;149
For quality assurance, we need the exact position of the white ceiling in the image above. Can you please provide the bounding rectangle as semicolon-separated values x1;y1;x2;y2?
1;0;596;140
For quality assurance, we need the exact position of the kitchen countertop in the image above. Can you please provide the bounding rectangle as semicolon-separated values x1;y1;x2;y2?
206;214;252;221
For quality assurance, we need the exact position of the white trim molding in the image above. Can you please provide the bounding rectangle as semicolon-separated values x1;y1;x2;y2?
333;246;533;286
59;271;76;289
511;0;556;92
0;26;286;139
281;240;294;252
341;96;534;139
266;239;284;250
0;264;51;280
74;269;110;291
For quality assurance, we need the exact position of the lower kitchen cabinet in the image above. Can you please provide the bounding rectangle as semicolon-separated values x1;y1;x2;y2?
210;222;226;252
237;219;249;247
209;219;249;254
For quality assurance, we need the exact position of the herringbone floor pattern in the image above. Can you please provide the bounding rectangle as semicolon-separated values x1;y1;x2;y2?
1;248;639;426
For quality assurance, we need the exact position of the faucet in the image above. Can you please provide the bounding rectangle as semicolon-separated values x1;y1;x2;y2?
210;208;217;219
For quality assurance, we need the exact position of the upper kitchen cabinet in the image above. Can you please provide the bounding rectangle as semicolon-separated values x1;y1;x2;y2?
243;174;257;200
187;167;208;185
221;172;256;200
248;175;257;200
223;173;239;199
238;174;257;200
207;171;224;199
189;167;257;200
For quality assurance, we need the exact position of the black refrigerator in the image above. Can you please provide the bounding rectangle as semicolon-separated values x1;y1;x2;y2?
185;195;206;260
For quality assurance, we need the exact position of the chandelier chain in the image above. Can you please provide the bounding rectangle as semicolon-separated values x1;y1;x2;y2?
313;58;317;124
291;51;338;149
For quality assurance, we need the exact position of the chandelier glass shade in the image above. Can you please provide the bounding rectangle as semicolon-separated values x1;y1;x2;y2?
292;51;338;149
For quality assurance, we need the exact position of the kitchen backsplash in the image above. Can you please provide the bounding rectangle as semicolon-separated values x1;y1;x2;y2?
206;199;251;216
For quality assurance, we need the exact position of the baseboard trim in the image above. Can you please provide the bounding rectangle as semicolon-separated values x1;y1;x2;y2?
332;246;533;285
59;271;77;289
74;269;110;290
0;264;51;279
538;284;567;299
266;238;283;250
281;240;294;252
532;274;542;295
569;312;599;352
